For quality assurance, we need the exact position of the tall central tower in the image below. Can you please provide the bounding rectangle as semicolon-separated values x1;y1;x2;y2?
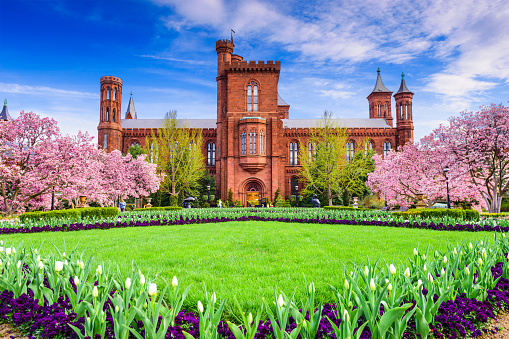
367;68;393;127
98;76;123;151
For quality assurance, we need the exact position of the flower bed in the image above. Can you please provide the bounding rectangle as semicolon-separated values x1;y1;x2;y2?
1;235;509;338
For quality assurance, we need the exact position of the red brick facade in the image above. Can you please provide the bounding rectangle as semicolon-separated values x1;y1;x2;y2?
97;39;414;205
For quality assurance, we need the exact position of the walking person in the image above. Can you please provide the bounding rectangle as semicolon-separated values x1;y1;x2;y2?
119;200;126;212
218;199;222;208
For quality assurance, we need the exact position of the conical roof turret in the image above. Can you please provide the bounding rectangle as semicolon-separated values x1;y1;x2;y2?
0;99;12;120
372;68;392;93
125;92;137;119
396;72;412;94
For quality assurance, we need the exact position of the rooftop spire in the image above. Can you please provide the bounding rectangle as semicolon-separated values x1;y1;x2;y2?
372;68;391;93
0;99;11;120
125;93;137;119
396;72;412;94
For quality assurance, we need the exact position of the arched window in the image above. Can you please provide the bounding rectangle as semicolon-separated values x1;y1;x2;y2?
106;108;109;121
118;136;121;149
308;142;314;161
113;88;117;101
377;103;381;116
207;142;216;166
364;141;373;155
249;132;257;154
112;108;116;122
247;81;259;111
104;133;108;149
289;142;298;165
405;103;409;120
383;141;392;156
240;132;245;155
384;103;388;117
130;141;139;148
260;132;265;155
346;141;355;163
400;103;403;119
107;87;110;100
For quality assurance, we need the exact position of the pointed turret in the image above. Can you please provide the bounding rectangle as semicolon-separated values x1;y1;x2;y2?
372;68;391;93
394;72;414;147
125;92;137;119
367;68;393;126
0;99;12;121
396;72;413;94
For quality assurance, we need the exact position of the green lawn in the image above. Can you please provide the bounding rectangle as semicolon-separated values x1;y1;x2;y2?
3;221;493;315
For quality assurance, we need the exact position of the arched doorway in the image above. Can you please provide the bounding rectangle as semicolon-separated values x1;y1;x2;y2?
241;178;266;207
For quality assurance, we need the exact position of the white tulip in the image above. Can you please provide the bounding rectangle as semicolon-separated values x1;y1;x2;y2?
198;300;204;313
428;273;434;282
465;267;470;275
34;248;37;254
6;248;11;256
79;261;85;270
55;261;64;272
148;283;157;296
344;279;349;290
36;255;41;262
349;271;353;276
453;248;457;255
443;256;448;264
309;282;315;294
469;242;473;250
0;247;3;253
389;264;396;275
115;305;119;313
212;292;217;303
422;254;426;260
64;260;68;266
62;252;66;258
248;313;253;324
413;248;418;256
140;274;145;286
441;268;445;276
96;265;102;275
369;278;376;291
503;233;506;238
38;261;44;270
92;286;99;298
417;280;423;289
478;258;483;266
17;261;21;269
385;278;389;284
278;294;285;307
12;247;15;254
172;276;178;287
343;309;350;322
364;266;369;277
74;276;80;286
0;240;3;245
423;264;427;272
404;267;410;278
481;240;483;245
125;277;132;290
387;283;393;292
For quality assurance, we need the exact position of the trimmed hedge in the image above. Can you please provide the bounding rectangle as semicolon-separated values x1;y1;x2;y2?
392;208;480;221
133;206;183;211
323;206;373;211
19;207;119;222
482;212;509;218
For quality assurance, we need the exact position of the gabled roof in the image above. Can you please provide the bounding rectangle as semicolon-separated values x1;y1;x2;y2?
0;100;11;120
278;93;288;105
121;119;216;129
372;68;392;93
396;72;412;94
282;118;391;129
125;92;137;119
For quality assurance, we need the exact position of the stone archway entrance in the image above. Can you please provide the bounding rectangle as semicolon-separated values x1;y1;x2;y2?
241;178;266;207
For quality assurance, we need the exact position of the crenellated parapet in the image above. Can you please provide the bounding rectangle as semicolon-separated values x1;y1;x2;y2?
227;60;281;72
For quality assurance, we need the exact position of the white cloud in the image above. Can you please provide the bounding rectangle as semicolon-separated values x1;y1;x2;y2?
0;83;97;99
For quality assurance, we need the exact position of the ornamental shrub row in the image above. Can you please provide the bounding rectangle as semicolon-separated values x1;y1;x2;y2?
133;206;183;211
392;208;480;221
19;207;119;222
482;213;509;218
323;206;373;211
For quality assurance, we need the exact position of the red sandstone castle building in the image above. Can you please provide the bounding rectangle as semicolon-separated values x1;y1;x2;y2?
98;39;414;205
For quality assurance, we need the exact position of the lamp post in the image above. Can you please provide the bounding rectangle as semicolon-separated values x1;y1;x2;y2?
207;185;211;204
51;187;55;211
444;166;451;209
295;185;299;208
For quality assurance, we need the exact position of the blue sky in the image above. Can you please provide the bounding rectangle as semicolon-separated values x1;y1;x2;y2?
1;0;509;142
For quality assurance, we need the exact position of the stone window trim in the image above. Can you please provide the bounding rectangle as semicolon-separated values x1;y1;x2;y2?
289;141;298;165
246;80;260;112
346;140;355;163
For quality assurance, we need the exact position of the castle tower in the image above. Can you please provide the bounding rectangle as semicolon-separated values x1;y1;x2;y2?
393;72;414;147
98;76;123;152
367;68;393;127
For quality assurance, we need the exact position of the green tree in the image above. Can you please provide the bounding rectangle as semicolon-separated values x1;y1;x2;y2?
146;110;204;205
227;188;234;207
128;144;147;159
298;111;349;206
